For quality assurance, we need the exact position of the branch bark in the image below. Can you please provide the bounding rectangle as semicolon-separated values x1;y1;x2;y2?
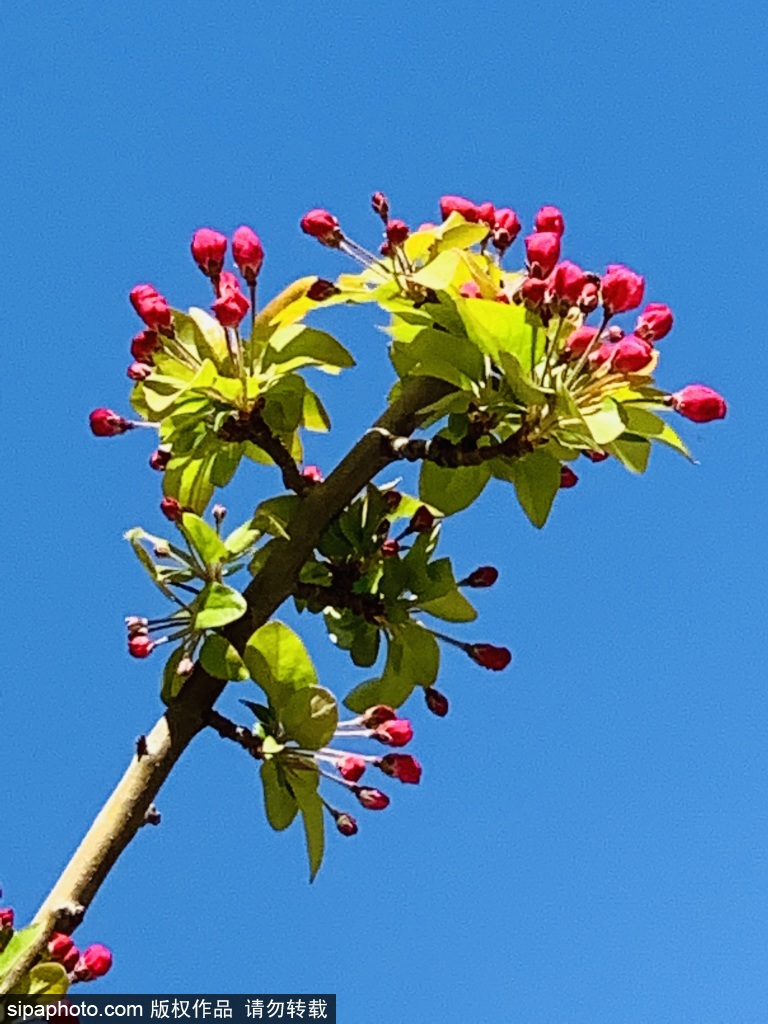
0;375;452;995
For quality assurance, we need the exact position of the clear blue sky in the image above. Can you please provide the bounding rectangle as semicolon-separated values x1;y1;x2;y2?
3;1;767;1020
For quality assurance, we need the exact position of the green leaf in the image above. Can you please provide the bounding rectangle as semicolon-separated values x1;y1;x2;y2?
263;324;355;375
290;767;325;882
210;446;243;488
351;623;381;667
280;685;338;749
391;327;485;388
344;623;439;712
420;588;477;623
607;436;652;474
163;453;216;514
503;449;562;528
620;405;693;459
194;582;247;630
180;512;229;566
497;352;551;406
458;298;538;365
161;646;187;704
582;398;626;445
124;528;176;600
26;963;69;996
243;621;318;710
0;923;40;978
263;374;306;434
302;388;331;432
199;634;249;680
223;520;263;557
419;460;491;515
344;672;416;713
260;760;299;831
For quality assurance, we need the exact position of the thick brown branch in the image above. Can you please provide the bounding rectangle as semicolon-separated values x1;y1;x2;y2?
377;425;534;467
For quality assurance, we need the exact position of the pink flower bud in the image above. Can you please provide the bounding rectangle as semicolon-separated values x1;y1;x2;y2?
534;205;565;236
335;812;358;836
355;787;390;811
670;385;727;423
520;276;548;309
560;465;579;488
468;643;512;671
584;449;609;463
635;302;674;342
149;449;171;472
74;944;113;981
371;191;390;220
601;264;645;314
386;219;410;245
127;361;152;381
374;719;413;747
191;228;227;277
160;496;183;522
551;261;591;307
525;232;561;278
425;687;449;717
462;566;499;588
232;226;264;285
360;705;397;728
48;933;79;972
338;755;366;782
564;325;598;359
378;753;422;784
300;209;341;245
381;539;400;558
89;408;132;437
130;330;160;363
128;634;155;659
607;334;654;374
306;278;340;301
579;281;600;314
475;202;496;227
492;208;521;252
301;465;324;484
212;274;250;328
125;616;148;634
459;281;482;299
130;284;172;331
0;908;14;930
409;505;436;534
439;195;480;222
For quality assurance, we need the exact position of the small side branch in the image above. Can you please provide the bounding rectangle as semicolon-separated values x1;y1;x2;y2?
219;401;310;496
374;425;534;467
204;710;264;760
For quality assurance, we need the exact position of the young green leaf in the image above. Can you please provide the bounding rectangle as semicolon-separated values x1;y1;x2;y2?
503;449;562;528
0;923;40;979
260;760;300;831
243;621;318;710
263;324;355;375
198;634;250;681
289;767;325;882
419;460;491;515
194;582;247;630
180;513;229;566
279;685;339;750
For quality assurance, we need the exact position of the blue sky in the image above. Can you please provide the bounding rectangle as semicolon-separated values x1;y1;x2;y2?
2;1;767;1020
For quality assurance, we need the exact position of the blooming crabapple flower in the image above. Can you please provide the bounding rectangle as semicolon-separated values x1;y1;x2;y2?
491;207;521;251
560;465;579;488
462;566;499;588
160;496;183;522
354;787;390;811
670;384;727;422
212;272;250;327
149;448;171;472
130;330;160;363
534;205;565;236
564;325;598;359
335;812;359;836
459;281;482;299
378;753;422;784
525;232;561;278
373;718;414;747
371;191;390;220
635;302;674;342
89;408;132;437
74;944;113;981
601;264;645;314
360;705;397;728
127;361;152;381
0;908;13;930
552;261;591;307
520;276;548;308
128;635;155;659
381;539;400;557
338;755;366;782
468;643;512;670
300;208;341;245
130;285;173;331
584;449;609;463
48;933;79;972
232;226;264;285
191;228;227;277
386;219;410;245
424;686;449;717
301;465;324;484
409;505;436;533
306;278;340;301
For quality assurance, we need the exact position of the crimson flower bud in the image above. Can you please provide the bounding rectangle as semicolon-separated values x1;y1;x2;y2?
462;566;499;588
525;232;561;278
409;505;436;534
338;755;366;782
519;276;548;309
475;201;496;227
371;191;390;221
560;465;579;488
381;539;400;558
89;408;132;438
360;705;397;728
635;302;674;342
300;209;341;245
212;275;250;328
74;944;113;981
48;933;79;972
492;208;521;252
0;908;13;930
386;219;409;246
424;687;449;717
439;195;479;222
495;289;511;304
130;284;173;331
373;718;413;747
607;334;654;374
355;787;390;811
128;634;155;659
191;228;227;277
601;264;645;314
579;281;600;314
584;449;609;463
301;465;324;484
306;278;340;302
160;496;183;522
130;330;160;363
378;753;422;784
384;490;402;512
468;643;512;671
335;812;358;836
564;325;598;359
149;449;171;472
551;261;591;307
534;205;565;236
230;225;264;285
670;384;727;423
125;616;148;634
127;361;152;381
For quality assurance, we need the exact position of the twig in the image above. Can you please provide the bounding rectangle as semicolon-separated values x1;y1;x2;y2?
219;400;309;496
374;425;534;467
204;710;263;759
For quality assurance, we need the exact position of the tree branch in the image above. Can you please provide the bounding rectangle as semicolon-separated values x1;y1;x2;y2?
375;424;534;467
0;375;452;995
219;400;310;496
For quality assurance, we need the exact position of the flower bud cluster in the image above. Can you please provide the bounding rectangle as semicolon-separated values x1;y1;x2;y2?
0;897;112;983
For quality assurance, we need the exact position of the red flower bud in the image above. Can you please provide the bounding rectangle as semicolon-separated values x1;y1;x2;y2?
212;274;250;328
492;208;521;252
495;289;511;304
384;490;402;512
0;908;14;930
373;718;413;747
160;496;183;522
635;302;674;342
601;264;645;314
371;191;390;221
386;219;410;245
306;278;340;301
191;228;227;277
127;361;152;381
560;465;579;488
439;195;479;222
534;205;565;236
424;687;449;717
584;449;609;463
149;449;171;472
130;330;160;363
360;705;397;728
525;232;561;278
48;933;79;972
409;505;436;534
130;284;172;331
89;408;132;438
300;209;341;245
300;464;324;485
564;325;598;359
125;616;148;634
579;281;600;314
381;539;400;558
670;384;727;423
475;202;496;227
355;787;390;811
459;281;482;299
232;226;264;285
378;753;422;784
607;334;654;374
551;261;591;307
462;566;499;588
128;634;155;659
338;755;366;782
520;276;548;309
74;944;113;981
335;812;358;836
468;643;512;671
